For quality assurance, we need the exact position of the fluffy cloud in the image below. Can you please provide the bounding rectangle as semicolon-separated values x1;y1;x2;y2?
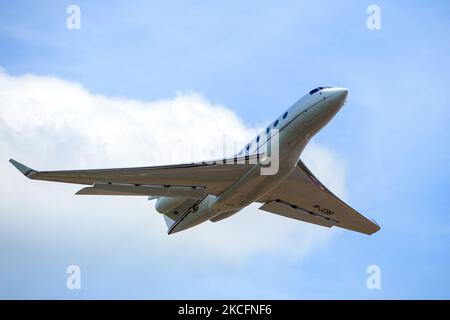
0;69;346;297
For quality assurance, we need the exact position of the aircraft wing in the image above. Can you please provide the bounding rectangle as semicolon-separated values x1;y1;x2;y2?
9;155;259;197
257;160;380;235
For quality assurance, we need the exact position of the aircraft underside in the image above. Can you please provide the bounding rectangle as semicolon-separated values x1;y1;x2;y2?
9;87;380;236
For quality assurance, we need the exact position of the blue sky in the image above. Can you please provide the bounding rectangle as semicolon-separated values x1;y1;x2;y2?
1;0;450;299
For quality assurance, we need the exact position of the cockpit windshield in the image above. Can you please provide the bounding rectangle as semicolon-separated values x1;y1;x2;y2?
309;86;331;95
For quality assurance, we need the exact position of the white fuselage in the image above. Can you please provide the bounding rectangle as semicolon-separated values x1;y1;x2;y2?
167;87;348;234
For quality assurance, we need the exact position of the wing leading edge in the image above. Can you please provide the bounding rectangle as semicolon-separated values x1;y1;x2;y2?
258;160;380;235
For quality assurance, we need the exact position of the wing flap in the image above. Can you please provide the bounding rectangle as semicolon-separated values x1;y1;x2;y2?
76;187;140;196
259;200;334;228
76;182;206;198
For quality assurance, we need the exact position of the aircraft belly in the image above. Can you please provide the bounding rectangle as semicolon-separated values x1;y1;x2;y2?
211;164;293;213
169;116;317;233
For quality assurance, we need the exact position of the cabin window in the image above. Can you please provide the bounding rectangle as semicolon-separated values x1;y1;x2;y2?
309;88;320;95
309;86;332;95
266;127;270;134
283;112;288;119
256;135;260;143
246;144;251;151
274;120;279;127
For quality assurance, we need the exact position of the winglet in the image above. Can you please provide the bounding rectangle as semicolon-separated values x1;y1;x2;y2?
9;159;38;178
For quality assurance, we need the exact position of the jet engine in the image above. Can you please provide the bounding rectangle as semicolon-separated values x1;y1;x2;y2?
155;196;187;214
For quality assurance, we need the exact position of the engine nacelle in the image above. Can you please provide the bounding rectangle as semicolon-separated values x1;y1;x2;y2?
155;196;186;214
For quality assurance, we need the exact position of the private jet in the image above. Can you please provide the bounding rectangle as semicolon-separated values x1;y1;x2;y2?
10;87;380;235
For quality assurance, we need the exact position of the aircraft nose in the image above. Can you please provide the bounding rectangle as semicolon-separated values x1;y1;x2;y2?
328;87;348;107
300;86;348;138
333;87;348;100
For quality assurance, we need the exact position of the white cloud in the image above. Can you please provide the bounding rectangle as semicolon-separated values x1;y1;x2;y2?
0;69;346;278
